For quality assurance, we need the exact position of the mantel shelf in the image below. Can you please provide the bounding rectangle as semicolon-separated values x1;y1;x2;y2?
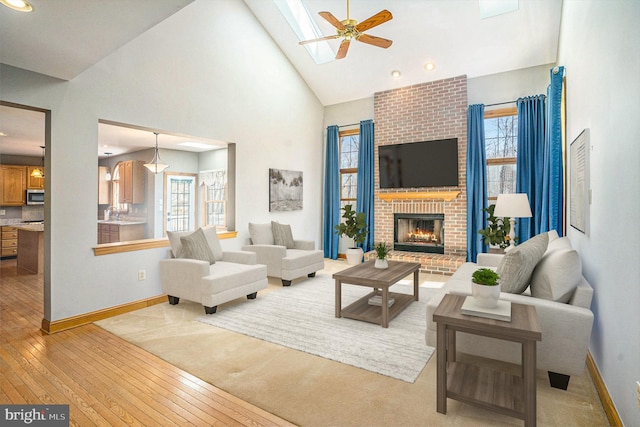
378;191;460;202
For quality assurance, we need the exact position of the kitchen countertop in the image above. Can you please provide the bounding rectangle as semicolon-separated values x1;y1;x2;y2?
14;224;44;232
97;220;147;226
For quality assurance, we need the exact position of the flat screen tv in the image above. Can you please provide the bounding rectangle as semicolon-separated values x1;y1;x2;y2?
378;138;458;188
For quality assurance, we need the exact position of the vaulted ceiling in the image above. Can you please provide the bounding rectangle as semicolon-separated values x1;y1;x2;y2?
0;0;562;156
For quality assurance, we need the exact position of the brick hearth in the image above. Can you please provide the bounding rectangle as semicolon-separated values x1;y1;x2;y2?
367;76;468;275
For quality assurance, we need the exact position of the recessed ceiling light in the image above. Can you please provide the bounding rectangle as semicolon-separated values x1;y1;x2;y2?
391;70;402;78
425;63;435;71
0;132;8;137
0;0;33;12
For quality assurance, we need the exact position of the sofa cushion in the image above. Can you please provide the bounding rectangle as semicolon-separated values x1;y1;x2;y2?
249;222;275;245
271;221;295;249
496;232;548;294
178;228;216;264
167;230;190;257
202;227;224;261
531;244;583;303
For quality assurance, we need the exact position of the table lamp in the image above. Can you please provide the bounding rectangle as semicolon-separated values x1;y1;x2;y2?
493;193;532;247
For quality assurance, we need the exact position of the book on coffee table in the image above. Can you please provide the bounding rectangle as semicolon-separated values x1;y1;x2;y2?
368;295;395;307
461;296;511;322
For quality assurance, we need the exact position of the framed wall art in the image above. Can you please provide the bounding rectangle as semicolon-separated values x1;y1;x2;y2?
269;168;303;211
569;129;589;234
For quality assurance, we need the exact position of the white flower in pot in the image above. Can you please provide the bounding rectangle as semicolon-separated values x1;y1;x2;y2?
471;268;501;308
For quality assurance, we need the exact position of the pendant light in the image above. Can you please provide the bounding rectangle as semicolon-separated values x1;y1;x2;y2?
30;146;45;178
104;152;112;181
143;132;169;173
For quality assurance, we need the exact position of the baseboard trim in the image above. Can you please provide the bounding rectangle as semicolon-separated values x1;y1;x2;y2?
586;351;623;426
41;295;167;334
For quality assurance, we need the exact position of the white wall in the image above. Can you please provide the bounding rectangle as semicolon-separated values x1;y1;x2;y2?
467;63;554;106
558;1;640;424
0;0;324;321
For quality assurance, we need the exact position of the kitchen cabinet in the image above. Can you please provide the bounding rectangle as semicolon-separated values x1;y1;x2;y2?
27;166;45;189
0;165;27;206
98;222;146;244
118;160;145;204
98;166;111;205
1;226;19;258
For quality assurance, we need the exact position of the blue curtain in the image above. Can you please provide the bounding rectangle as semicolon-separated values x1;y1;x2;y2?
356;120;375;253
516;96;546;242
541;66;565;236
466;104;488;262
323;125;340;259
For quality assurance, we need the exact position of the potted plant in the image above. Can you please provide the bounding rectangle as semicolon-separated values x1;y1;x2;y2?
373;242;391;269
478;204;512;251
471;268;501;308
334;204;368;265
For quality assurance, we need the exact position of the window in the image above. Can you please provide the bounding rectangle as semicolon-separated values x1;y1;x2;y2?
200;170;227;229
339;129;359;208
485;108;517;200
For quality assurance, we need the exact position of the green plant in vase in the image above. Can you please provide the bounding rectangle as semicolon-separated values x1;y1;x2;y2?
478;204;512;250
373;242;390;269
471;268;501;308
334;204;368;264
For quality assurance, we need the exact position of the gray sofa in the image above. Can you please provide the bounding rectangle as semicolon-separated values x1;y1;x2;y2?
426;232;594;389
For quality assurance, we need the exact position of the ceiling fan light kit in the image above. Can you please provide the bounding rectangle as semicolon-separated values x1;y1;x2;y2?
299;0;393;60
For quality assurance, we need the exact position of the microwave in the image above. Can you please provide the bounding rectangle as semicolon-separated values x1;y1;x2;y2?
26;189;45;205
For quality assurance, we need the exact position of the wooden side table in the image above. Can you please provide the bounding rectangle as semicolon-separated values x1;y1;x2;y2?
433;294;542;426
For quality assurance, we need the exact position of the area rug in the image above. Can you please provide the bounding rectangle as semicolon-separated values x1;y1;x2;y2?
197;273;436;383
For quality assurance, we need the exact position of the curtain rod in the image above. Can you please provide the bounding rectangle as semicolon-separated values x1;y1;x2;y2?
485;100;516;107
338;123;360;128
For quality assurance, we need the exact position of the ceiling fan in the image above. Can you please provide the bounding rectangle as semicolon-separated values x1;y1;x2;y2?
299;0;393;60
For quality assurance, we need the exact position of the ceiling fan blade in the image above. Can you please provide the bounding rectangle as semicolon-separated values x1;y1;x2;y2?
319;11;345;30
336;39;351;59
299;35;340;45
356;33;393;49
355;9;392;33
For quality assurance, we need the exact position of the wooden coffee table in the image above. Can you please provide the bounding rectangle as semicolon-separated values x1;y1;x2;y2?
433;294;542;426
333;260;420;328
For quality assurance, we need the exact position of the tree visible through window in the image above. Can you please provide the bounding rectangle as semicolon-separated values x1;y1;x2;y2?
201;170;226;229
339;129;359;209
485;108;517;200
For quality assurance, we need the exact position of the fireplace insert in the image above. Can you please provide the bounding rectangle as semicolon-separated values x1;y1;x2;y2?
394;213;444;254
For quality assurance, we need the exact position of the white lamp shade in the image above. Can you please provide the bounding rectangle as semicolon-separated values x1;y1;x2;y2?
143;162;169;173
493;193;532;218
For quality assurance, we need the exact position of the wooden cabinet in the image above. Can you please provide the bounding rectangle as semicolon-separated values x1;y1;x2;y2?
27;166;45;189
118;160;145;204
1;226;19;258
98;222;146;244
0;165;27;206
98;166;111;205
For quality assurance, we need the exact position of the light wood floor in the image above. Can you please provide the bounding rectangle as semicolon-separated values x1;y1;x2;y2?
0;258;295;427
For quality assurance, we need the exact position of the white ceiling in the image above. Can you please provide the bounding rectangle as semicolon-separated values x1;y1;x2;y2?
245;0;562;105
0;0;563;156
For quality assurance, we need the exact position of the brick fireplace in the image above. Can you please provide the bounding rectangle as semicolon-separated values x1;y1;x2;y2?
365;76;468;275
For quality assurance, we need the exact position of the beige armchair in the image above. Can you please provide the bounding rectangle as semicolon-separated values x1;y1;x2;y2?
161;227;267;314
242;222;324;286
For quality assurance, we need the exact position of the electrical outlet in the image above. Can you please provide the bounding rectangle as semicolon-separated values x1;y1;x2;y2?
138;270;146;281
0;210;6;215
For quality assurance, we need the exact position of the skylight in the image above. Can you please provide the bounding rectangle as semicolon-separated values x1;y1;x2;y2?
274;0;336;64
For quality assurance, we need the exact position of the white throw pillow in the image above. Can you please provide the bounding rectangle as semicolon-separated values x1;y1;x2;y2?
249;222;274;245
531;247;583;303
547;229;559;242
496;232;549;294
201;227;224;261
271;221;295;249
166;230;190;257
